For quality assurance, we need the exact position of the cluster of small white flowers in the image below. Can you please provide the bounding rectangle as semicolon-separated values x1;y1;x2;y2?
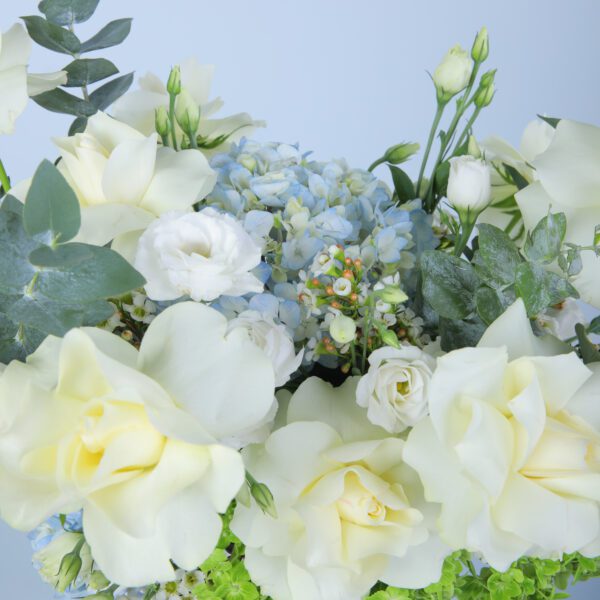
154;569;204;600
122;292;158;325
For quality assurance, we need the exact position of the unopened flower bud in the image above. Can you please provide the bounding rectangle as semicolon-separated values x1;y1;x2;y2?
175;88;201;137
380;329;401;349
166;65;181;95
330;314;356;344
383;142;420;165
471;27;489;62
250;481;278;518
56;546;83;593
155;106;170;138
467;135;482;158
88;570;111;591
377;285;408;304
447;155;491;213
473;78;495;108
432;45;473;102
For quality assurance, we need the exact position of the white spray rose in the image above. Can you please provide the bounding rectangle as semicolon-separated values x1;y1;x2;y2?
356;345;436;433
432;45;473;101
447;155;492;213
404;300;600;571
227;310;303;387
516;119;600;307
135;208;264;302
0;302;275;587
231;377;450;600
0;23;67;134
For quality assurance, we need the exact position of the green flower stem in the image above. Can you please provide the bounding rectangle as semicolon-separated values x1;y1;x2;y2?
0;158;11;193
454;106;482;155
168;93;178;151
416;101;446;197
361;297;375;372
367;157;386;172
454;212;477;257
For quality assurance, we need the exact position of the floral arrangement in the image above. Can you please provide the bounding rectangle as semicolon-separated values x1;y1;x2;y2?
0;2;599;600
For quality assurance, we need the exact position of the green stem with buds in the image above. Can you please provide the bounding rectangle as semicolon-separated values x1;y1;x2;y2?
168;94;178;151
416;101;446;197
454;106;482;155
0;158;10;193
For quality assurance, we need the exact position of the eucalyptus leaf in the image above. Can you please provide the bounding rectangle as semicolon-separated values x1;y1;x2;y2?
31;88;96;117
21;15;80;54
80;18;132;53
523;212;567;264
439;316;486;351
68;116;88;135
475;223;522;286
89;72;134;111
475;286;506;325
388;165;415;202
421;251;478;320
63;58;118;87
588;315;600;336
38;0;100;26
0;315;46;363
23;160;81;244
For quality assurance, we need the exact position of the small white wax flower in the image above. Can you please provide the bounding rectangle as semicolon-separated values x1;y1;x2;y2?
333;277;352;296
135;208;264;302
330;314;356;344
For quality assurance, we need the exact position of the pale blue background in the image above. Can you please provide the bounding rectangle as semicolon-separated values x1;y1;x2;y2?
1;0;600;597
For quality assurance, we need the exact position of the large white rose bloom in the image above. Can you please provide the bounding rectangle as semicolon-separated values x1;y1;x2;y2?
446;156;492;213
0;302;275;586
0;23;67;134
515;120;600;307
231;377;451;600
227;310;303;387
134;208;264;302
113;57;264;153
52;111;216;258
404;299;600;571
356;345;436;433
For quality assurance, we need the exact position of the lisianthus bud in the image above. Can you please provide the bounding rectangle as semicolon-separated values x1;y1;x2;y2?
154;105;170;138
471;27;489;62
432;45;473;102
250;481;278;518
473;69;496;108
383;142;420;165
376;285;408;304
175;88;201;137
166;65;181;95
380;329;401;349
56;546;83;593
467;134;482;158
330;314;356;344
446;155;491;213
88;570;110;591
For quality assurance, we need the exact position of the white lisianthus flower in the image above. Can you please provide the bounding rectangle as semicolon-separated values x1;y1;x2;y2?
356;345;436;433
113;57;264;153
432;45;473;101
0;302;275;587
446;155;492;213
515;120;600;307
0;23;67;134
404;299;600;571
134;208;264;302
51;111;216;258
536;298;585;341
231;377;451;600
227;310;303;387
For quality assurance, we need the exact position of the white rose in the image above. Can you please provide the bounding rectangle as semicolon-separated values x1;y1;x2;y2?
0;23;66;134
52;111;216;258
0;302;275;586
446;155;492;213
432;45;473;101
135;208;264;302
516;119;600;307
113;57;264;153
404;299;600;571
356;345;436;433
228;310;303;387
231;377;450;600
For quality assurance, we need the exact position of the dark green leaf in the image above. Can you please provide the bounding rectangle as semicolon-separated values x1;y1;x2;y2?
523;212;567;264
476;223;522;286
23;160;80;244
421;251;478;320
21;15;80;54
38;0;100;26
537;114;561;129
31;88;96;117
0;198;39;294
31;243;145;302
388;165;415;202
80;18;132;53
89;72;134;111
515;263;578;317
475;286;506;325
433;160;450;197
68;116;88;135
63;58;118;87
439;316;486;351
588;315;600;336
575;323;600;364
502;163;529;191
0;314;46;363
